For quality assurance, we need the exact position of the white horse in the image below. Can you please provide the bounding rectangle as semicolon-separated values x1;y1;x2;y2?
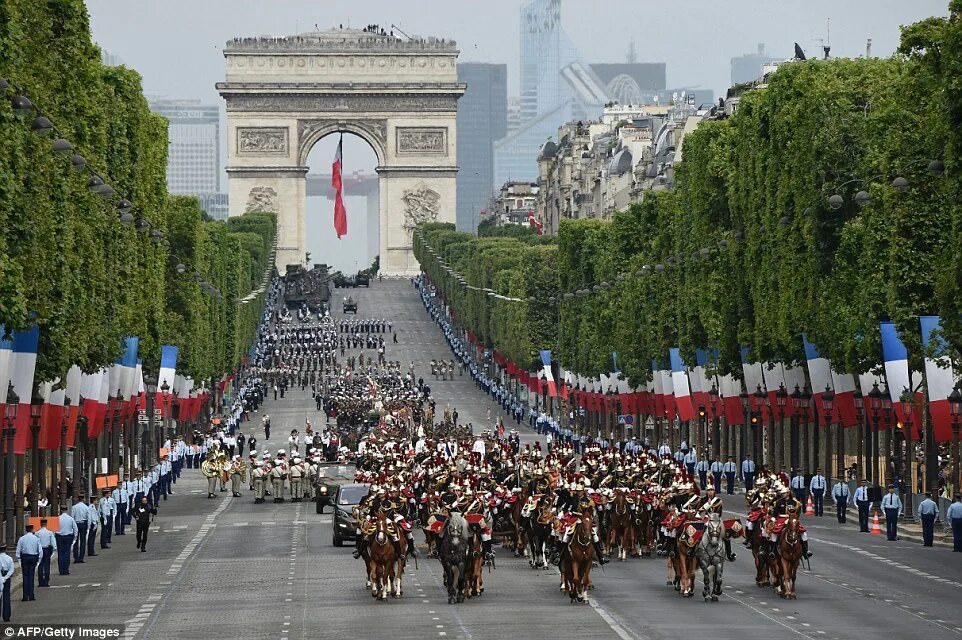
696;513;726;602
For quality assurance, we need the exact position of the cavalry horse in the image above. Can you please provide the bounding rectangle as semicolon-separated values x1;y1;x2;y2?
634;499;658;558
750;513;774;587
673;523;699;598
439;512;470;605
696;513;726;602
561;510;595;603
606;490;635;561
366;511;399;600
773;514;804;599
522;495;554;569
420;493;443;558
463;518;485;598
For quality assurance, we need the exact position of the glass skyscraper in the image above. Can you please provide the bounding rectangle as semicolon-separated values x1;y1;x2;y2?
456;63;508;233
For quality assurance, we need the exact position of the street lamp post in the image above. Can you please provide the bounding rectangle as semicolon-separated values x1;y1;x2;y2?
822;385;837;482
868;383;882;488
540;372;548;418
880;385;893;485
949;384;962;494
144;372;157;471
3;383;18;544
899;388;914;496
753;384;767;465
790;384;801;470
58;398;69;510
775;383;787;472
29;390;44;518
854;392;865;483
739;388;750;464
698;405;706;458
160;380;170;443
800;385;812;472
708;383;722;461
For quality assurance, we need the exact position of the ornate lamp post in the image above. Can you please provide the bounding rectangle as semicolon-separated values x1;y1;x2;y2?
4;383;18;544
739;387;750;464
29;389;44;517
854;392;865;482
775;383;787;471
800;385;812;471
790;384;801;470
753;384;767;465
880;384;893;484
708;382;722;461
57;398;70;510
868;383;882;488
144;372;157;471
822;385;837;481
540;372;548;417
949;383;962;494
898;388;912;496
160;380;171;442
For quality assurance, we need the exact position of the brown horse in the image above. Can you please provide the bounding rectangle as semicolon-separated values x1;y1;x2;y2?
367;511;398;601
561;511;595;603
634;501;657;558
421;494;443;558
673;530;698;597
774;516;804;599
606;491;635;561
463;523;485;598
749;515;773;587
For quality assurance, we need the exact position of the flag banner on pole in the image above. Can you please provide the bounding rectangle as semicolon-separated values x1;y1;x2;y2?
761;361;787;422
539;350;557;397
38;378;64;450
9;325;39;454
720;373;744;426
332;134;348;238
740;346;766;419
669;348;695;421
64;365;82;448
81;369;107;438
920;316;955;442
692;349;711;416
880;322;912;423
158;345;179;418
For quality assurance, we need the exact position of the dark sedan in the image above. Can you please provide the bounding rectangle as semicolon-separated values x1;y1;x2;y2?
314;462;357;514
332;482;370;547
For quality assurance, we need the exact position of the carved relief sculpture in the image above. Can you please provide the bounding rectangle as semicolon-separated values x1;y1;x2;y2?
396;127;447;154
246;186;279;213
237;127;289;154
401;186;441;236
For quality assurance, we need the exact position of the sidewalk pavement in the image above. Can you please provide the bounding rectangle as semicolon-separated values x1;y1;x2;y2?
717;489;954;548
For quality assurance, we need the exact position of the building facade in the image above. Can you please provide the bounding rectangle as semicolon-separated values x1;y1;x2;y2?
731;44;781;86
456;63;508;233
149;99;221;195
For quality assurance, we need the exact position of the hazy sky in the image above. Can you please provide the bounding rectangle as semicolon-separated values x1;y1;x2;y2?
84;0;949;271
86;0;948;101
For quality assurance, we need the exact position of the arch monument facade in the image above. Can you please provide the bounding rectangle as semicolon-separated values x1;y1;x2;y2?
217;29;465;275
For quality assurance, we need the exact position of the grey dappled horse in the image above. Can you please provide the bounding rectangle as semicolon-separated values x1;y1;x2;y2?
439;512;470;604
696;513;725;602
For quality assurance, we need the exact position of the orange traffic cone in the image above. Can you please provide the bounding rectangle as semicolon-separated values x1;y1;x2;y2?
805;495;815;516
870;511;882;535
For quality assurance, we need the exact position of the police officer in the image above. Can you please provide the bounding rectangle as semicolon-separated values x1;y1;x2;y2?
916;491;938;547
55;506;76;575
741;455;755;491
86;496;99;557
35;519;55;588
854;479;871;532
948;494;962;552
99;490;116;548
723;456;737;495
0;544;13;621
695;456;710;490
70;496;90;564
790;469;807;505
112;480;129;536
881;484;903;541
15;524;40;601
710;458;723;492
831;474;849;524
809;468;826;516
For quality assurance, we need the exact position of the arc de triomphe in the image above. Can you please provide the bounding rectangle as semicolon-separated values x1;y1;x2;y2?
217;29;465;275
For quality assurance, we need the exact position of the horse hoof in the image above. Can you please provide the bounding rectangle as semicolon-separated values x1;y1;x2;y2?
711;595;719;602
448;598;455;605
790;594;797;600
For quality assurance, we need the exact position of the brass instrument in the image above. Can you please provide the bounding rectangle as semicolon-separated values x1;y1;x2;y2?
200;448;220;478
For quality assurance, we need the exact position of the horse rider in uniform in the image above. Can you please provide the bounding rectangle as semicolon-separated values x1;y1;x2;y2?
769;486;812;558
556;482;608;565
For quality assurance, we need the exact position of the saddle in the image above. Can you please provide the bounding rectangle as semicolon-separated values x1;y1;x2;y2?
769;516;806;535
723;518;745;538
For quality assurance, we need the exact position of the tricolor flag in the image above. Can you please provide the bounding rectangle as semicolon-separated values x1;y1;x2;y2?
669;348;695;421
920;316;955;442
803;335;833;422
158;345;178;417
63;365;82;448
38;378;64;450
539;350;557;397
720;373;744;426
332;134;348;239
116;337;139;401
880;322;913;423
0;331;12;423
692;349;712;416
7;325;40;454
81;369;108;438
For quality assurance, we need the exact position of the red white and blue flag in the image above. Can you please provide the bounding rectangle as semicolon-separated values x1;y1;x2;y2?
920;316;955;442
158;345;179;417
539;350;557;397
332;135;348;239
6;325;40;454
669;348;695;421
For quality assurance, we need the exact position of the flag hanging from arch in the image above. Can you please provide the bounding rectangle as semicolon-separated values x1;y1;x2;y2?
332;135;348;238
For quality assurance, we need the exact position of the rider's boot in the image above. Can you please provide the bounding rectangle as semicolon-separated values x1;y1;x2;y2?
802;540;812;558
482;538;494;561
392;539;405;560
407;536;419;558
593;540;609;565
352;536;367;560
742;533;753;548
724;537;737;561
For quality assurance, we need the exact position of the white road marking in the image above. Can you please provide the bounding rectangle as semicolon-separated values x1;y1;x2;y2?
588;598;643;640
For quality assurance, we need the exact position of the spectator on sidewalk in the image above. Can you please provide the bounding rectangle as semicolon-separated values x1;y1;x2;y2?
854;479;872;532
832;475;850;524
55;506;76;575
881;484;903;541
35;520;54;588
0;544;13;621
15;524;40;601
810;468;826;516
948;494;962;552
917;492;939;547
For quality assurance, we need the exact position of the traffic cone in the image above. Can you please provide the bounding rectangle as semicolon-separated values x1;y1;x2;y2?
870;511;882;535
805;495;815;516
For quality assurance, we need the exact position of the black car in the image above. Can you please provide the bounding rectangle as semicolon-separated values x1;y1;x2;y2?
314;462;357;514
332;482;370;547
356;273;370;287
343;297;358;314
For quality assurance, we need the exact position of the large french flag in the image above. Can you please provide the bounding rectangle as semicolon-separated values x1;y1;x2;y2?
332;135;348;239
38;378;64;450
63;365;82;448
920;316;955;442
117;336;139;400
81;369;108;438
880;322;913;423
857;370;885;430
9;325;40;454
692;349;711;414
761;361;787;416
539;350;557;397
669;348;695;421
0;331;12;424
158;345;178;416
720;373;744;426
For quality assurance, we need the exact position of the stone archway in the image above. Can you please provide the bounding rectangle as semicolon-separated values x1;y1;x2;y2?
217;28;465;275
